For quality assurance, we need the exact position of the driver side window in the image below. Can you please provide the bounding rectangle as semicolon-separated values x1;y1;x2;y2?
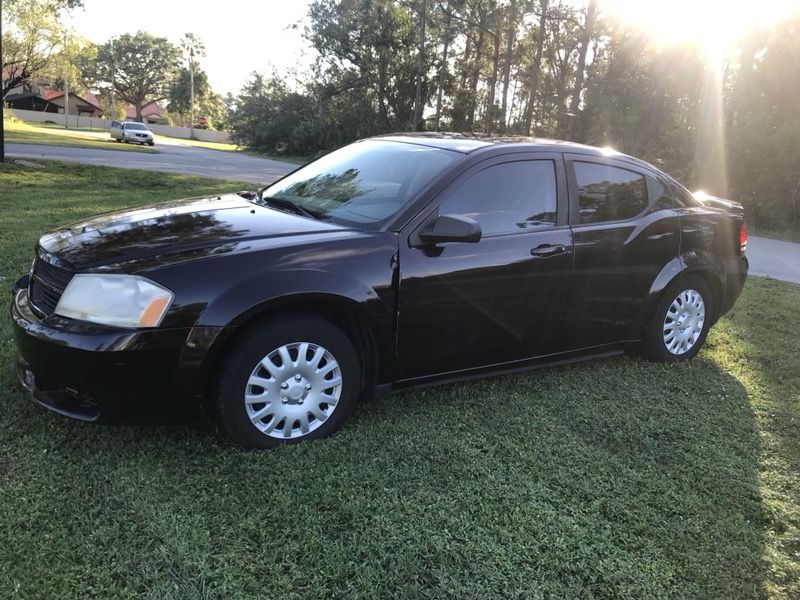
438;160;557;237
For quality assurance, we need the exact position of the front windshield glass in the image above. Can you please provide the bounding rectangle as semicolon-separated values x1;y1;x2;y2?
261;140;460;229
126;123;148;130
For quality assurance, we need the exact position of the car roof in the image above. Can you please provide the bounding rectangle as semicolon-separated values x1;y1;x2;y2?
373;132;660;174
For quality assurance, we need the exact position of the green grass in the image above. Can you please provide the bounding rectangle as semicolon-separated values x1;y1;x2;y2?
4;119;159;154
0;160;799;598
749;226;800;244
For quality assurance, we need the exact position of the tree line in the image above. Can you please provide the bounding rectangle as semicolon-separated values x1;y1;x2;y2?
229;0;800;231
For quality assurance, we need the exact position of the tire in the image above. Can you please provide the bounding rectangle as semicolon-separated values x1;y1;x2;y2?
214;316;361;449
148;141;155;146
644;274;714;362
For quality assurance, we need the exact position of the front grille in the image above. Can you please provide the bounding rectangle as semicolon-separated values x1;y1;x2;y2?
29;256;74;317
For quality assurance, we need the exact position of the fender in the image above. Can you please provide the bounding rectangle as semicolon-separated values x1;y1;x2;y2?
633;250;726;335
197;268;385;327
180;267;398;391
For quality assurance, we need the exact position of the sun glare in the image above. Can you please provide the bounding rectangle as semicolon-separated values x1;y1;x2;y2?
602;0;800;57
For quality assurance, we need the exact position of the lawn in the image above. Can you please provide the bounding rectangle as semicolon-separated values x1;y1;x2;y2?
749;226;800;245
4;119;159;154
0;160;799;599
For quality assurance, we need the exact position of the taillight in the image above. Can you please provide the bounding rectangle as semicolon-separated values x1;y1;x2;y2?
739;222;747;255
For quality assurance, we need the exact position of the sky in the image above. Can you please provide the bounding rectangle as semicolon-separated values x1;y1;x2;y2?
63;0;315;96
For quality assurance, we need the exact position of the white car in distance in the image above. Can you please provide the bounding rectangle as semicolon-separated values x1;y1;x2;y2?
110;121;155;146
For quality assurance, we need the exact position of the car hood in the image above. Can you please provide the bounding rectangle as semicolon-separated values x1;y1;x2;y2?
39;194;353;269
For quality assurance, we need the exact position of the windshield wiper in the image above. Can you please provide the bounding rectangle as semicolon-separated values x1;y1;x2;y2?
257;195;320;220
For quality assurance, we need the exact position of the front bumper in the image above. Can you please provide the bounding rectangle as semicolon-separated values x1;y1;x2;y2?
11;283;198;423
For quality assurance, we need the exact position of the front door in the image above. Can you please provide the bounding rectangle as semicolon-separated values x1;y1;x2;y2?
396;154;573;380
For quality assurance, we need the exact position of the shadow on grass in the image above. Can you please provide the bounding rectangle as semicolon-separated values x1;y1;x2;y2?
0;348;768;599
704;277;800;597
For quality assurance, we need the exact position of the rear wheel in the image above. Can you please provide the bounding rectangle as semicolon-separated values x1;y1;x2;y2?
644;275;713;361
214;316;360;449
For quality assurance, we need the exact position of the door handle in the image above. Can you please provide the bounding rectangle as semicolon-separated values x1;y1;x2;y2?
646;232;675;241
530;244;568;257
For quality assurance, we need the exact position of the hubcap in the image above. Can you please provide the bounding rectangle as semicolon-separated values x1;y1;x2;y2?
663;289;705;355
244;342;342;439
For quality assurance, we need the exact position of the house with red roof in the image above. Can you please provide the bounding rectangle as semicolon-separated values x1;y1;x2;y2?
5;78;104;117
124;101;167;124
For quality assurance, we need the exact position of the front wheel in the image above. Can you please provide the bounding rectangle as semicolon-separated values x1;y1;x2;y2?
644;275;714;362
213;316;361;449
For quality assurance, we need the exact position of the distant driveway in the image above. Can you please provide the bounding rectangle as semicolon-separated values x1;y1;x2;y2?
748;236;800;284
6;141;295;186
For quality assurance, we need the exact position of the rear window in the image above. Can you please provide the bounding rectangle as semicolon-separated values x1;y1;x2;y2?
574;162;648;224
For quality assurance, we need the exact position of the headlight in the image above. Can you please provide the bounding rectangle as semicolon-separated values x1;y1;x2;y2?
55;274;174;328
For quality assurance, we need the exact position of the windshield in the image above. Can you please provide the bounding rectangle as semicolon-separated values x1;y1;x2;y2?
261;140;460;229
125;123;148;131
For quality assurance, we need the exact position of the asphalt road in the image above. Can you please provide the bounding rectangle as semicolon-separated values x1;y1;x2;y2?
6;142;800;284
748;236;800;284
6;141;295;186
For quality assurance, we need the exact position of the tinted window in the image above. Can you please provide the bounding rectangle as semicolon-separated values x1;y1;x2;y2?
263;140;459;229
439;161;557;236
670;182;702;208
575;162;648;224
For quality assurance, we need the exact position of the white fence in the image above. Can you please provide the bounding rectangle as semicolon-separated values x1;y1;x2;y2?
9;108;233;144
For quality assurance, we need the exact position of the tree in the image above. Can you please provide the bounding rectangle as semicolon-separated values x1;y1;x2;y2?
93;32;181;122
2;0;63;98
46;30;96;127
412;0;428;130
305;0;423;135
168;67;210;125
564;0;597;140
180;32;205;135
230;72;320;155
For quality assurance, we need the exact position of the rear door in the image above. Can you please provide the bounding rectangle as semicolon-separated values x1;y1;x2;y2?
396;153;573;380
110;121;122;139
561;154;680;350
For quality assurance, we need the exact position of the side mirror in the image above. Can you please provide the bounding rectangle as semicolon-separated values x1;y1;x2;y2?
417;214;482;245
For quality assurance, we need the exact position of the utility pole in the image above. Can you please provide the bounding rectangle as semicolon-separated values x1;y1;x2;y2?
181;34;204;139
64;80;70;129
64;32;70;129
189;45;195;139
109;37;115;120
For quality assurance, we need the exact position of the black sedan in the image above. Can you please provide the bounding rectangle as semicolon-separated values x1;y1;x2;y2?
11;134;748;448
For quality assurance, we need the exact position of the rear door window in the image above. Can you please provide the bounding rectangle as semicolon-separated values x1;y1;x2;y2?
574;161;648;224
